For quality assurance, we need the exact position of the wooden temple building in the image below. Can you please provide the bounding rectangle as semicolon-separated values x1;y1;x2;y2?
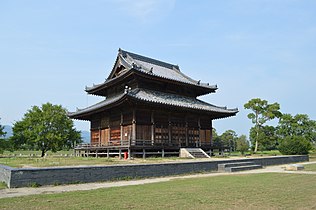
69;49;238;158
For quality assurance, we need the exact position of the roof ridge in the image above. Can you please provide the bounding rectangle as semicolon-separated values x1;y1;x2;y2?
119;49;215;88
119;49;180;71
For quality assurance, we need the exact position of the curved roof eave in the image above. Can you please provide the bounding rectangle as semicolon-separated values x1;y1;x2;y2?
69;88;238;120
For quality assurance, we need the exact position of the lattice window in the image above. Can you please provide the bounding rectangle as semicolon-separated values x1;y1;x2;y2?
171;123;186;146
188;128;199;146
155;125;169;145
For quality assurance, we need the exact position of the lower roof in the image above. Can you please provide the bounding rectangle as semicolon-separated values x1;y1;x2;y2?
68;88;238;120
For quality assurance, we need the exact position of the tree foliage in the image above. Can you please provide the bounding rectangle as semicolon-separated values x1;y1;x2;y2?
220;130;238;151
244;98;282;152
249;125;278;151
278;136;312;155
277;114;316;144
236;135;249;155
0;118;7;154
211;128;222;147
11;103;82;157
0;119;5;138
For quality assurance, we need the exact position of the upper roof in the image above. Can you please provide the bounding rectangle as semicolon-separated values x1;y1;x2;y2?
69;88;238;120
85;49;217;96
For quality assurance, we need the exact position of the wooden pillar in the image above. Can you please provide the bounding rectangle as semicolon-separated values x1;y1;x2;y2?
128;148;131;160
210;120;213;145
151;111;155;145
168;114;172;145
108;126;111;145
198;116;201;147
185;115;188;147
98;127;101;146
119;149;122;159
132;109;136;141
120;112;123;145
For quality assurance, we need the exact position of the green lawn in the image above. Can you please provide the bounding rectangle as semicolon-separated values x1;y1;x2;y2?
0;156;116;168
0;182;7;190
2;150;74;156
0;156;185;168
305;163;316;171
309;151;316;161
230;150;282;157
0;173;315;209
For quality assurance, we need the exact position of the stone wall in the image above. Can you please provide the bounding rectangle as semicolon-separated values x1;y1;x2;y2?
0;165;12;186
0;155;309;188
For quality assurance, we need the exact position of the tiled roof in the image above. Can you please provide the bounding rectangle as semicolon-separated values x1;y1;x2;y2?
128;88;238;114
86;49;217;92
69;88;238;119
68;92;125;117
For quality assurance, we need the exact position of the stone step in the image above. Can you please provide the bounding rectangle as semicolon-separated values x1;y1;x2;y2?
226;164;263;173
218;162;255;172
180;148;210;158
189;152;209;158
186;148;204;152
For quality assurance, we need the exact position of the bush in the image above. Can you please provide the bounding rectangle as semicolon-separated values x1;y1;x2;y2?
278;136;312;155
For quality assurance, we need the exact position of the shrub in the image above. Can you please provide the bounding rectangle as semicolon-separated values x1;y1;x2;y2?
278;136;312;155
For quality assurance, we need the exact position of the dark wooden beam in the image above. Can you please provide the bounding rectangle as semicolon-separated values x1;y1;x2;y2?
151;111;155;144
132;109;136;140
120;112;123;145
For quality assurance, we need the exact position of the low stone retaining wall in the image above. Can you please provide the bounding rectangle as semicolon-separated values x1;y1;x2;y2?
0;165;11;186
0;155;309;188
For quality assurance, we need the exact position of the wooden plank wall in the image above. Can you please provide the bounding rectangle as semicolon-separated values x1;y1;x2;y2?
89;109;213;147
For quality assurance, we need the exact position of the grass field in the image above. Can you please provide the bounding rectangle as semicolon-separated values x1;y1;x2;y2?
230;150;282;157
305;163;316;171
308;151;316;161
0;155;185;168
0;173;315;209
0;182;7;190
2;150;74;156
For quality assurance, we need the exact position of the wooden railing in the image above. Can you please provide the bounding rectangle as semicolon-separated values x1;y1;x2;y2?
76;139;184;149
75;140;229;149
75;140;129;149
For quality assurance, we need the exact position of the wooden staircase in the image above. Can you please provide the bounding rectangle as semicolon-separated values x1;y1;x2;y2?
218;161;263;172
181;148;210;158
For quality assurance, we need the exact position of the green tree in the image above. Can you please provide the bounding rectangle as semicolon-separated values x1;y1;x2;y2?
249;125;278;151
0;118;7;154
236;135;249;155
211;128;222;148
11;103;82;157
278;136;312;155
244;98;282;153
0;120;5;137
220;130;238;151
277;114;316;144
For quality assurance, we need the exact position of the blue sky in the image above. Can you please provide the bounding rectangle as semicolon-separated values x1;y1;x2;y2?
1;0;316;137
